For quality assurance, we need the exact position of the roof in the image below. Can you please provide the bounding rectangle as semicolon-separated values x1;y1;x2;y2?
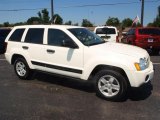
13;25;84;29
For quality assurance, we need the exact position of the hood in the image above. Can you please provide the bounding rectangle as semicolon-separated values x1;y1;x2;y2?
90;42;148;58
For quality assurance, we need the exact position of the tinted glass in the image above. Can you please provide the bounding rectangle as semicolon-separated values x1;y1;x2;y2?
48;29;73;47
9;29;25;42
138;28;160;35
0;29;11;37
127;29;135;35
69;28;105;46
25;28;44;44
96;28;116;34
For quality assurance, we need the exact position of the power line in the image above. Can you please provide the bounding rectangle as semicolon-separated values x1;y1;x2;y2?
60;0;160;8
0;0;159;12
0;8;49;12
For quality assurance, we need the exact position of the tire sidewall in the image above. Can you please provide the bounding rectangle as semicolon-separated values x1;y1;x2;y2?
94;70;128;101
14;58;30;80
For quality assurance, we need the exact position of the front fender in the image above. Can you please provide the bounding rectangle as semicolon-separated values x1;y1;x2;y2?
81;54;134;80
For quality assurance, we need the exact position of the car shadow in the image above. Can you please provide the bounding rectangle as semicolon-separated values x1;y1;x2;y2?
33;72;95;93
147;50;160;56
32;72;153;101
127;82;153;101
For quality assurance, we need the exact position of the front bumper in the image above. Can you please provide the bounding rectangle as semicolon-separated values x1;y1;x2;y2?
126;62;154;87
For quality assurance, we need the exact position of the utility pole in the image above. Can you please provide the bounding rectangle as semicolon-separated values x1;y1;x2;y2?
51;0;54;24
141;0;144;26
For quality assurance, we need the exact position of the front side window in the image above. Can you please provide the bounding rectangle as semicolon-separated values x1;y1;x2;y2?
25;28;44;44
68;28;105;46
48;29;74;47
9;29;25;42
127;29;135;35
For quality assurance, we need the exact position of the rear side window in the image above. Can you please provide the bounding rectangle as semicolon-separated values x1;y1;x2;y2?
9;29;25;42
138;28;160;35
25;28;44;44
96;28;116;34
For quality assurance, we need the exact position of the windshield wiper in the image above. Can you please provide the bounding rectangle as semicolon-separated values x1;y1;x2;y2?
89;41;106;46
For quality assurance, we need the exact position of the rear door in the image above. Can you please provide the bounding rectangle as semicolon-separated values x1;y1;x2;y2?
22;28;47;71
95;27;117;42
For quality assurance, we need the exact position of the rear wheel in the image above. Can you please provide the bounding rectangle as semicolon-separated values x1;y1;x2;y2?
94;69;128;101
14;58;32;80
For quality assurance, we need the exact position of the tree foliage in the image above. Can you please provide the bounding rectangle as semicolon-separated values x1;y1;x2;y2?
106;17;120;27
27;9;50;24
121;18;133;28
81;19;93;27
38;9;50;24
147;6;160;27
64;20;72;25
3;22;10;27
27;17;41;24
52;14;63;25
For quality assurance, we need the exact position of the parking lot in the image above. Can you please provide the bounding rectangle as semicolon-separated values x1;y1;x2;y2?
0;54;160;120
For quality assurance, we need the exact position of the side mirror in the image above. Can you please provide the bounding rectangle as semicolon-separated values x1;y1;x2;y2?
62;39;79;49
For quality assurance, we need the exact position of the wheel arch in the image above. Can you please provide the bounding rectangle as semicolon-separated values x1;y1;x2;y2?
11;54;26;65
11;54;34;69
89;65;131;87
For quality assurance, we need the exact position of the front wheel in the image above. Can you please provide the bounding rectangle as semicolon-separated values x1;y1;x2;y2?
14;58;32;80
94;70;128;101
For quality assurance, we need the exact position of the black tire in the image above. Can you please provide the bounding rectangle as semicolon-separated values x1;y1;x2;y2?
94;69;128;101
14;58;33;80
152;49;159;55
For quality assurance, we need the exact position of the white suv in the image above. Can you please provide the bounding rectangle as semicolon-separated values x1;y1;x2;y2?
94;26;119;42
5;25;154;101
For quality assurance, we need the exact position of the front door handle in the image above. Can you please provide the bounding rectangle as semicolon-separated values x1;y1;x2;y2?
47;49;55;54
22;46;29;50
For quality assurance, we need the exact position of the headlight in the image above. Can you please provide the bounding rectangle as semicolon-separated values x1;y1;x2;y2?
134;58;149;71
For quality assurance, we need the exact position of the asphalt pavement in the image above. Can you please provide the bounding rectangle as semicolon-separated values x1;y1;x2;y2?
0;54;160;120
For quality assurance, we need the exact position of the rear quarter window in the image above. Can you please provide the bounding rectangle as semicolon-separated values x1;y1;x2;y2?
9;29;25;42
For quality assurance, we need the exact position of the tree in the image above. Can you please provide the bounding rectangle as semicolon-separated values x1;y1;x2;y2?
73;23;79;26
3;22;10;27
14;22;26;26
153;6;160;27
52;14;63;25
81;19;93;27
64;20;72;25
27;17;41;24
38;9;50;24
147;6;160;27
106;17;120;27
121;18;133;28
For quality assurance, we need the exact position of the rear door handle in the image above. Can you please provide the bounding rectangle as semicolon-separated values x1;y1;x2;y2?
47;49;55;54
22;46;29;50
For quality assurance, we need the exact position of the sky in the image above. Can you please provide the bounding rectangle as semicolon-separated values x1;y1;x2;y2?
0;0;159;26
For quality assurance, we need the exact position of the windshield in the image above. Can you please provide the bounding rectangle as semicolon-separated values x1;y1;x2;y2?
96;28;116;34
138;28;160;35
68;28;105;46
